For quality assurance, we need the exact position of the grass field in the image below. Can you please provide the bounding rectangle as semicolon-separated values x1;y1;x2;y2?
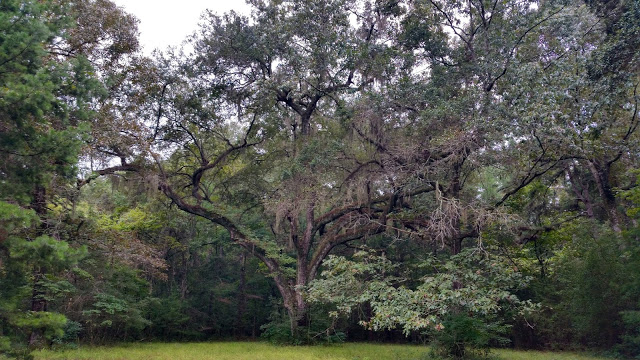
30;342;609;360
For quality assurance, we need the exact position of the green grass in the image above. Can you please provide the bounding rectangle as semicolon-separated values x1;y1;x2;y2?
32;342;609;360
493;349;609;360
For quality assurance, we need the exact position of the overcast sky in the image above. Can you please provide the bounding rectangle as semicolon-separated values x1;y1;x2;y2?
111;0;251;55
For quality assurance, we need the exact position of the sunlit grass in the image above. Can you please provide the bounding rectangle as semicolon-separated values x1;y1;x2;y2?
33;342;608;360
34;342;426;360
493;349;608;360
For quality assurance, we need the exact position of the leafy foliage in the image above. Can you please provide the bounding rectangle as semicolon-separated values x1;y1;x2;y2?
2;0;640;357
309;248;536;357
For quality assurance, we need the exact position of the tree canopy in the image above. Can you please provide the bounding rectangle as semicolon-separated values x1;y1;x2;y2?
1;0;640;358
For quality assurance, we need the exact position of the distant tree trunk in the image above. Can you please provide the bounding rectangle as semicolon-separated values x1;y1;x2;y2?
235;251;247;338
180;252;189;300
29;185;48;347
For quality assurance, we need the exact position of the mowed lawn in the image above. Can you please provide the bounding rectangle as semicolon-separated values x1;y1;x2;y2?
31;342;609;360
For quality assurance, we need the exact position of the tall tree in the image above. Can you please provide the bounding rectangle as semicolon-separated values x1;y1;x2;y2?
0;0;141;350
146;0;416;332
82;0;640;343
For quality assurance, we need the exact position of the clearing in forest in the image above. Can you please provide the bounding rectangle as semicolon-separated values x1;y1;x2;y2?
32;342;607;360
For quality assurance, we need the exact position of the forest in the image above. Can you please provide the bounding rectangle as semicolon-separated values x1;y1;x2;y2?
1;0;639;358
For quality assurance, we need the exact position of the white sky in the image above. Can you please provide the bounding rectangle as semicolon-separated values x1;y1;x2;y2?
111;0;251;55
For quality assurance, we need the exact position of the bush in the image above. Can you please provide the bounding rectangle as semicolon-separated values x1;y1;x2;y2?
260;302;345;345
260;319;298;345
51;320;82;349
430;314;509;359
616;310;640;359
309;248;534;357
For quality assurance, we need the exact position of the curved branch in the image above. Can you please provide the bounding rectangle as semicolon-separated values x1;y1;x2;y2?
77;164;140;188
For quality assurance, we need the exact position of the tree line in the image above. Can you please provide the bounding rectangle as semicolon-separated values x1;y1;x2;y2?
1;0;639;358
